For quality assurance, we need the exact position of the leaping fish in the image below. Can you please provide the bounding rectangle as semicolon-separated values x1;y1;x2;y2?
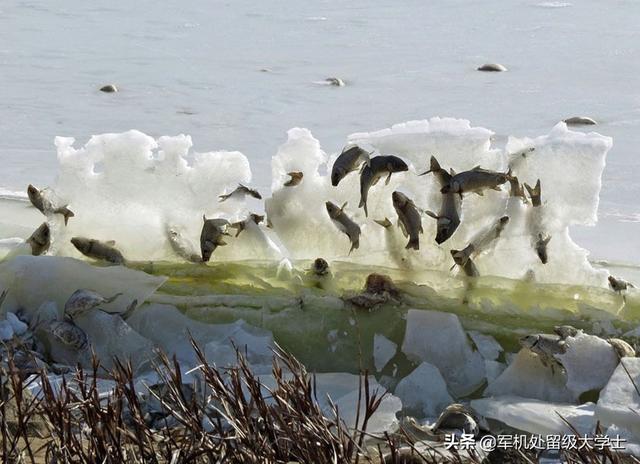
27;184;74;225
524;179;551;264
440;167;511;197
218;184;262;202
200;217;231;262
359;155;408;217
71;237;126;265
450;216;510;267
392;191;423;250
326;201;361;254
331;145;371;186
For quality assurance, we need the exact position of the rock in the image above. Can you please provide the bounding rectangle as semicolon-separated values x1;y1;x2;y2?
564;116;597;126
6;312;27;335
468;331;502;361
477;63;507;72
373;334;397;372
99;84;118;93
595;358;640;441
555;332;619;398
472;396;595;436
394;362;453;418
401;310;485;397
0;320;14;341
486;350;573;402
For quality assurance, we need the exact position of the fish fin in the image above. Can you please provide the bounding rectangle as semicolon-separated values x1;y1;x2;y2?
105;292;123;304
397;220;408;237
218;194;229;202
363;202;368;217
471;165;482;171
349;238;359;254
474;191;484;196
217;239;227;246
525;179;541;199
417;170;431;176
385;172;392;185
544;235;552;245
340;201;348;211
449;168;457;176
54;207;74;225
491;186;501;191
374;218;391;228
424;210;439;220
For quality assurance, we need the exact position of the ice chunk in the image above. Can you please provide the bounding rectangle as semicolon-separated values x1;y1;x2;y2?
74;310;156;373
0;320;13;341
468;331;502;361
595;358;640;441
486;350;573;402
472;396;595;436
313;372;401;434
556;333;619;398
485;360;506;383
127;303;273;368
0;255;165;319
373;334;397;372
394;362;453;418
401;310;485;397
6;312;27;335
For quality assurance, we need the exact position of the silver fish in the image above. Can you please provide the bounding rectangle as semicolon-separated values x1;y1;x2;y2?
326;201;361;253
418;155;451;186
218;184;262;202
431;404;480;438
331;145;371;186
450;216;510;266
64;289;122;320
359;155;409;216
27;184;74;226
607;338;636;358
441;167;511;197
71;237;126;264
520;333;566;371
392;191;423;250
27;222;51;256
525;180;551;264
166;228;202;263
284;171;303;187
200;216;230;262
425;191;461;245
230;213;264;237
508;176;528;204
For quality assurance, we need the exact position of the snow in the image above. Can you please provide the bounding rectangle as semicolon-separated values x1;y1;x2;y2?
401;309;486;397
394;362;453;418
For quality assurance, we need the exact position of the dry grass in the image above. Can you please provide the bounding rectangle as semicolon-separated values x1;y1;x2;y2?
0;340;637;463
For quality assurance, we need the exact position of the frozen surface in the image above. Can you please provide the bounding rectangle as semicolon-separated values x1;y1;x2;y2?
595;358;640;441
0;255;166;319
468;331;502;361
394;362;453;418
472;396;595;436
401;309;485;397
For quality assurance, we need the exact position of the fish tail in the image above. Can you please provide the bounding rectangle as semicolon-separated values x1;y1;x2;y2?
406;238;419;250
55;206;75;225
349;238;360;254
218;194;229;202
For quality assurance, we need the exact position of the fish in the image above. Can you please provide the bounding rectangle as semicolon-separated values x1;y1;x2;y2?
311;258;330;276
508;176;528;204
218;184;262;202
418;155;452;186
26;222;51;256
284;171;303;187
460;257;479;278
200;216;231;262
392;191;423;250
425;191;461;245
325;201;361;253
608;275;634;293
359;155;409;216
440;167;511;197
330;145;371;186
524;179;551;263
166;227;202;263
27;184;75;225
71;237;126;264
520;333;566;371
64;289;123;320
450;216;510;266
230;213;265;237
